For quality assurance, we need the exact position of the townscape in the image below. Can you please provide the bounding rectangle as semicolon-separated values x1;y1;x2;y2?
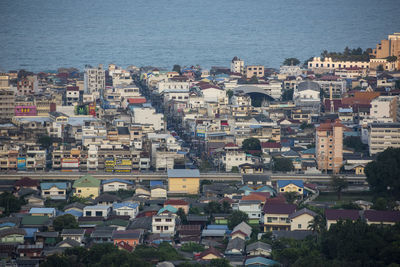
0;33;400;267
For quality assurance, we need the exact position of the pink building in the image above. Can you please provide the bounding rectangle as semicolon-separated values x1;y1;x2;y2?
15;106;37;116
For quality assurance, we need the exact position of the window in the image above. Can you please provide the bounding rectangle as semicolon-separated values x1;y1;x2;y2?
164;226;169;230
182;185;186;188
298;189;302;192
156;226;161;230
86;211;92;216
166;219;172;222
155;219;161;222
95;211;103;216
298;224;302;229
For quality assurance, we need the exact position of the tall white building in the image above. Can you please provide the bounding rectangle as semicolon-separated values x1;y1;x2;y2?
231;56;245;74
131;104;165;131
84;64;105;94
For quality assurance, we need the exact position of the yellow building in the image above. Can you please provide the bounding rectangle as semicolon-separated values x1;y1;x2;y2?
277;180;304;195
73;175;100;199
263;203;297;231
167;169;200;195
289;208;317;231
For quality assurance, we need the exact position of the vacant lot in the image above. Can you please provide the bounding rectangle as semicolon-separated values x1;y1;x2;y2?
314;191;373;204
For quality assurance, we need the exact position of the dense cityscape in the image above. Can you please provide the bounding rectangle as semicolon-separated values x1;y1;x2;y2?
0;33;400;266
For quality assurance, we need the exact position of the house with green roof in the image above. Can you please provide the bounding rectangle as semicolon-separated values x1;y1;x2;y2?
73;175;100;199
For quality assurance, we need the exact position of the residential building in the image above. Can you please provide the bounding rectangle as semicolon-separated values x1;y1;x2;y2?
152;212;176;236
0;228;26;244
72;175;101;199
246;241;272;257
84;64;105;93
289;208;317;231
368;123;400;155
29;208;56;218
131;105;164;131
232;200;262;225
325;209;360;230
40;182;68;200
167;169;201;195
370;32;400;69
164;199;189;214
102;179;133;192
370;96;397;122
0;89;15;121
83;205;111;218
363;210;400;226
17;75;38;96
113;202;139;219
246;65;264;79
112;230;143;248
231;56;245;74
277;180;304;196
316;120;345;173
263;204;296;231
293;81;320;113
60;229;86;243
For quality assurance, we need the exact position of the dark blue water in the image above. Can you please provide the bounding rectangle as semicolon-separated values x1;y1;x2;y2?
0;0;399;72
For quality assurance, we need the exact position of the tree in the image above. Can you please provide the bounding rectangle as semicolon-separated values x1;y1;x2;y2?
0;192;24;216
177;208;187;224
330;175;348;200
242;138;261;152
226;89;233;101
343;136;367;152
38;135;54;149
307;214;326;234
282;88;293;101
365;148;400;199
53;214;79;231
181;242;205;252
172;64;181;74
283;58;300;66
272;157;294;172
283;192;299;204
231;166;239;173
221;200;232;214
249;75;259;84
228;210;248;229
209;258;232;267
386;56;397;62
204;201;222;215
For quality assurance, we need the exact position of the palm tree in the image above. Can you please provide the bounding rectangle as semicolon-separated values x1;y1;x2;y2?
330;175;348;200
308;214;326;234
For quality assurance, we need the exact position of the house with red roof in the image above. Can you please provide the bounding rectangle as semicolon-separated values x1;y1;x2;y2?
325;209;360;229
14;177;39;191
263;203;296;231
195;246;224;261
363;210;400;226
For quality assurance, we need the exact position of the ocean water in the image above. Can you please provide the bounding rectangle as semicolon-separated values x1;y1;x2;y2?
0;0;399;72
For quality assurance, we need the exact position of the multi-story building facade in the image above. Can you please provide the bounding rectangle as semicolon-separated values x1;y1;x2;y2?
308;57;370;72
370;96;397;122
0;89;15;121
246;65;264;79
368;123;400;155
231;57;244;74
17;75;38;96
84;64;105;93
370;33;400;70
316;120;344;173
152;213;176;236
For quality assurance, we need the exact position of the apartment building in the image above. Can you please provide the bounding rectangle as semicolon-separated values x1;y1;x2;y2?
152;213;176;236
17;75;38;96
246;65;264;79
370;33;400;70
308;57;370;72
316;120;344;173
231;57;245;74
370;96;397;122
84;64;105;93
368;123;400;155
0;89;15;121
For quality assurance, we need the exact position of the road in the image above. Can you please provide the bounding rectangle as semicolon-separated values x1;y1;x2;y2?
0;171;367;184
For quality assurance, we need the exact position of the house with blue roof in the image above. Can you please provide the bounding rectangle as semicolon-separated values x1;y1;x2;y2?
63;209;83;219
102;179;133;192
239;185;276;196
29;208;56;218
277;180;305;196
40;182;68;200
244;256;280;267
112;202;139;219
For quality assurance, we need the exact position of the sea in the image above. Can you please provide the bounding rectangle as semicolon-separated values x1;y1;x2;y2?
0;0;399;72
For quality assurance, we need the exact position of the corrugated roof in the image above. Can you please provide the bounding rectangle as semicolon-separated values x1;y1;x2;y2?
167;169;200;178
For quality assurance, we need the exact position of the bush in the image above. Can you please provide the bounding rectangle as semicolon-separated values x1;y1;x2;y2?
181;242;205;252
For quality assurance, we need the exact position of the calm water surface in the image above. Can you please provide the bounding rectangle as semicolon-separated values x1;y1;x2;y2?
0;0;399;72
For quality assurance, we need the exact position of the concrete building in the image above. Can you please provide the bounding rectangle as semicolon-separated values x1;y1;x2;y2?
368;123;400;155
0;89;15;121
316;120;345;173
152;213;176;236
131;105;164;131
231;57;244;74
293;81;320;113
84;64;105;93
371;33;400;70
370;96;397;122
246;65;264;79
308;57;370;72
17;75;38;96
